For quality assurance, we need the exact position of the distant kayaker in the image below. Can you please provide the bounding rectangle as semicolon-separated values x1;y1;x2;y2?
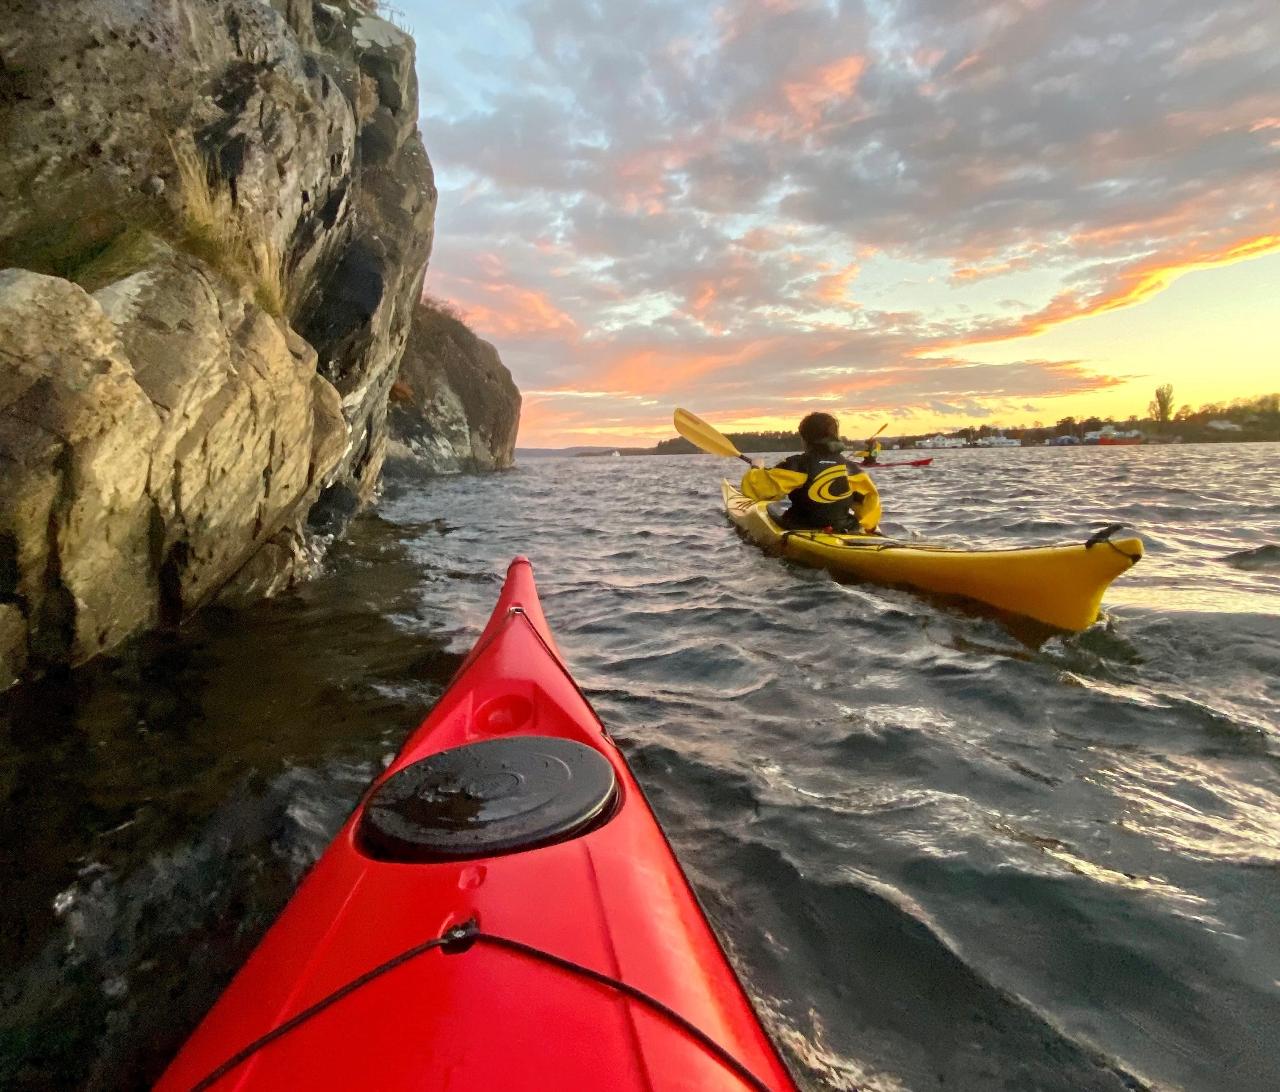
751;412;877;532
861;436;882;466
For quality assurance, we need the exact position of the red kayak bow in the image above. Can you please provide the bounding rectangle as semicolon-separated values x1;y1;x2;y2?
158;557;796;1092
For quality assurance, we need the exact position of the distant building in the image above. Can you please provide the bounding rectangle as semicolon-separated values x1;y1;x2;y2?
917;434;967;448
1205;419;1243;432
1084;425;1144;444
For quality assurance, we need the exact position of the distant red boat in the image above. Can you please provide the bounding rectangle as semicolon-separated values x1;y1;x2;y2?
1097;437;1143;446
860;457;934;468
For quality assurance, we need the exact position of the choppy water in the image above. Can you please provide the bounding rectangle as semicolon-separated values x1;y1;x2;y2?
2;442;1278;1091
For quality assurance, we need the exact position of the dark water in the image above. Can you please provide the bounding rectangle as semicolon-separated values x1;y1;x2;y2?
2;442;1278;1091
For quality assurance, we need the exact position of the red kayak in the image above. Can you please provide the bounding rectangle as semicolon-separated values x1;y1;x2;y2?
859;457;933;468
158;557;796;1092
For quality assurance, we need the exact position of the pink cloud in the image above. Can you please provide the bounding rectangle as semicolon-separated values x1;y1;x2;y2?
428;272;579;339
736;227;782;251
812;262;861;304
742;53;868;139
785;54;866;128
414;0;1280;449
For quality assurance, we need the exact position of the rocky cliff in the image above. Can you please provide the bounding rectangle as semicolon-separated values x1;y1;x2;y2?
0;0;452;688
389;299;520;473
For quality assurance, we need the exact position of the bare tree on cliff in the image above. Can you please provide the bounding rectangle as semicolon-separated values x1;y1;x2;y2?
1149;384;1175;428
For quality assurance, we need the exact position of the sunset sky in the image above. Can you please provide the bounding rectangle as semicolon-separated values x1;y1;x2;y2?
400;0;1280;447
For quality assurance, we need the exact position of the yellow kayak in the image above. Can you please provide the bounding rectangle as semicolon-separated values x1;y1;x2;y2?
721;481;1143;631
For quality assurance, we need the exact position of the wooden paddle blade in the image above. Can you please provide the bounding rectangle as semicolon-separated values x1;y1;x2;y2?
674;408;742;459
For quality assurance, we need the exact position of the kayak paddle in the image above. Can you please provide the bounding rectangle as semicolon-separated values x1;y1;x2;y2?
673;407;749;462
673;408;805;499
853;422;888;459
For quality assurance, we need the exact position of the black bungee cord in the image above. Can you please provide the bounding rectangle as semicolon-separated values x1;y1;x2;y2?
188;918;779;1092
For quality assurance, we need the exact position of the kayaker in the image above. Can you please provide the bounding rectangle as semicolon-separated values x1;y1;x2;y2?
861;436;882;466
752;412;874;532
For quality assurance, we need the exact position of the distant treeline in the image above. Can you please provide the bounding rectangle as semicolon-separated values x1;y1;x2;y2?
653;430;841;455
644;393;1279;454
979;391;1280;446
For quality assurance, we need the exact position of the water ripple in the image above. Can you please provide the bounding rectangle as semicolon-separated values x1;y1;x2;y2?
2;443;1278;1090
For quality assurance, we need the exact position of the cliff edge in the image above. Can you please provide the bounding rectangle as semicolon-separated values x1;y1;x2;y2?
0;1;511;688
389;298;520;473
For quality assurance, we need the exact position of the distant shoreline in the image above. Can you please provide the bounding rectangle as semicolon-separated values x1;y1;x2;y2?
517;435;1280;458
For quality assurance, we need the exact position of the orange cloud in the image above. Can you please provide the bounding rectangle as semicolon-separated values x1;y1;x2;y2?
429;273;579;339
514;351;1129;447
676;250;770;330
783;55;866;129
1091;234;1280;315
689;281;719;318
914;47;945;71
474;252;506;278
714;0;805;46
736;227;781;251
930;231;1280;351
595;336;794;395
610;139;699;215
951;260;1020;282
948;242;1052;282
596;348;730;394
471;288;577;337
742;53;867;139
813;262;860;304
1164;91;1280;139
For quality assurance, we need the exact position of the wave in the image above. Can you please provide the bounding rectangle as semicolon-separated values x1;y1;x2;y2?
1222;543;1280;571
675;826;1151;1092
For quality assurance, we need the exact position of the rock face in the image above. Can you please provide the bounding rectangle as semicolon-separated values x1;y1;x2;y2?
0;271;162;685
390;300;521;473
0;256;345;685
0;0;444;686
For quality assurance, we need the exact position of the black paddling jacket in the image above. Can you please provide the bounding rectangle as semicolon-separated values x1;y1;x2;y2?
775;440;863;531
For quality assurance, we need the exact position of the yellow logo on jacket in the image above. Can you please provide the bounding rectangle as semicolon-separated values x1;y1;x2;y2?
807;465;853;503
